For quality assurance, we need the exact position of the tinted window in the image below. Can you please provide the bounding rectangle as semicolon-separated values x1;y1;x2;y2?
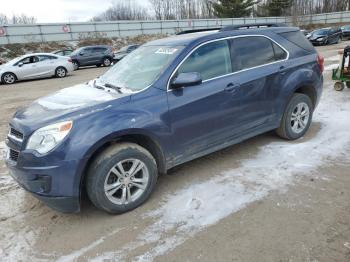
272;42;288;60
178;40;232;81
279;31;314;52
92;47;107;53
232;36;276;70
38;55;57;61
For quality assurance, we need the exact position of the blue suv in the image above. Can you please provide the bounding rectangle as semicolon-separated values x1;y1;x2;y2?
5;24;324;214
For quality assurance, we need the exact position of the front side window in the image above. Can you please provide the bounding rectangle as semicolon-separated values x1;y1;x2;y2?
99;45;183;91
231;36;283;70
178;40;232;81
16;56;39;65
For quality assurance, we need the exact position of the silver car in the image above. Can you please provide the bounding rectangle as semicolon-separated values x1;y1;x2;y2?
0;53;74;85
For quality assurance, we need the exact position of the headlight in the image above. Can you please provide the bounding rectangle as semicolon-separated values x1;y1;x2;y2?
317;37;325;41
26;121;73;154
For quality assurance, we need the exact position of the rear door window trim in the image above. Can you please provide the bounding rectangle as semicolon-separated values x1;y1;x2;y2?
167;34;289;91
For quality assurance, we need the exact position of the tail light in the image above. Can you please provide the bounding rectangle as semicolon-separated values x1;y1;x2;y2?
317;53;324;73
68;58;72;63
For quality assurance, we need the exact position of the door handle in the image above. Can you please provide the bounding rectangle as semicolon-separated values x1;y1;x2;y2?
279;66;288;75
225;83;240;93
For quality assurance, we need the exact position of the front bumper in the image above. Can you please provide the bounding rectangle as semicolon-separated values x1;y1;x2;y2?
5;146;82;213
309;39;326;46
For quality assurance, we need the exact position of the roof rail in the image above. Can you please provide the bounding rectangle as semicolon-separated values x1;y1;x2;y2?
176;28;221;35
220;23;287;31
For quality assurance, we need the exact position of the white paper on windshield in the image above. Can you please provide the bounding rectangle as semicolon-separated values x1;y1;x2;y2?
155;48;178;55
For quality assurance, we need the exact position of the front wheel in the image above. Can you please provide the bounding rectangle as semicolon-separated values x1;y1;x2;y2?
86;143;158;214
1;72;16;84
276;93;313;140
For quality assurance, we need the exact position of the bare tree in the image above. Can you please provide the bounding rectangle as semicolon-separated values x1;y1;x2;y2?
0;13;37;25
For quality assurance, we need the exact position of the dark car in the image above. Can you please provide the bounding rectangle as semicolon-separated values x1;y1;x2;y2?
307;27;342;45
52;49;73;56
113;44;140;62
70;45;114;70
5;24;323;214
341;25;350;40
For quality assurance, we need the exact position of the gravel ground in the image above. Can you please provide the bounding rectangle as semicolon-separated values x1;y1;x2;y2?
0;43;350;262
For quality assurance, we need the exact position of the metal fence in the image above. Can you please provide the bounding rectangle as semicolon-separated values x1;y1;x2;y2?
1;11;350;45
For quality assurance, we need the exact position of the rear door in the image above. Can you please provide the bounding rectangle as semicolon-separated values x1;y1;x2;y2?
228;35;288;131
91;47;106;64
36;55;58;77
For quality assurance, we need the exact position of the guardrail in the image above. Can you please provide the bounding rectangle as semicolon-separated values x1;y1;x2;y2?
0;11;350;45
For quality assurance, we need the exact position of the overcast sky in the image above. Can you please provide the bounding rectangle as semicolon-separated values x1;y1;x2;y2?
1;0;152;23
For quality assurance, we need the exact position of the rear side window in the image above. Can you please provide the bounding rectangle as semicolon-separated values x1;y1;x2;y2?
178;40;232;81
273;42;288;60
92;47;107;53
279;31;314;52
231;36;278;71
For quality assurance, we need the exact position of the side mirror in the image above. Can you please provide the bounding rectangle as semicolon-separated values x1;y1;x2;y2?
18;62;24;67
171;72;202;89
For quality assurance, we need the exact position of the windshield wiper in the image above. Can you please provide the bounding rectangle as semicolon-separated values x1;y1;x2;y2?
91;80;123;94
104;83;123;94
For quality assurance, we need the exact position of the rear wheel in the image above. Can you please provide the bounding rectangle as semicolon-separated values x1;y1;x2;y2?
1;72;16;84
103;57;112;67
55;67;67;78
276;93;313;140
334;81;345;91
86;143;158;214
72;60;79;70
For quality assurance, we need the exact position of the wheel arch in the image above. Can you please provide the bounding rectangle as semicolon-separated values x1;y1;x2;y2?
78;132;167;198
294;84;317;108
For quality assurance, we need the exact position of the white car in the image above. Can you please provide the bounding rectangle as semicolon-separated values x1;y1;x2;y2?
0;53;74;85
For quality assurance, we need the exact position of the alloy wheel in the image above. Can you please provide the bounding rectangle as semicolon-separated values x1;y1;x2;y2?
104;158;149;205
3;73;15;84
57;68;66;77
290;102;310;134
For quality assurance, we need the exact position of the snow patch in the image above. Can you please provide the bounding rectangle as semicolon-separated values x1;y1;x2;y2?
325;55;340;61
0;141;7;161
90;84;350;261
324;64;339;71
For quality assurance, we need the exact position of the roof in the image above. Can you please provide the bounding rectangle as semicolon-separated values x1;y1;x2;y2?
145;26;299;47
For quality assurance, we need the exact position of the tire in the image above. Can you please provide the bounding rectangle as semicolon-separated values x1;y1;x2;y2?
72;60;79;70
334;81;345;91
55;67;67;78
1;72;16;85
86;143;158;214
102;57;112;67
276;93;313;140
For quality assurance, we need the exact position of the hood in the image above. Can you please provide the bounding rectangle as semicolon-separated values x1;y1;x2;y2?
309;34;327;40
12;82;130;130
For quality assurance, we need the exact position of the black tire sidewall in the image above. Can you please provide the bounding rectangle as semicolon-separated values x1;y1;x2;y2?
87;145;158;214
1;73;16;84
283;94;313;140
55;67;66;78
103;57;111;67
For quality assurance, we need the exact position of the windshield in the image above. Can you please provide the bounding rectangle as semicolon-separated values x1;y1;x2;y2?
343;26;350;30
119;46;129;52
98;45;183;92
312;29;329;35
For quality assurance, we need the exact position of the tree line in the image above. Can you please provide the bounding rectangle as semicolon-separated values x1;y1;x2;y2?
92;0;350;21
2;0;350;25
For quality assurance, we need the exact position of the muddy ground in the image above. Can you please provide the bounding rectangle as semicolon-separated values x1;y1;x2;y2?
0;43;350;262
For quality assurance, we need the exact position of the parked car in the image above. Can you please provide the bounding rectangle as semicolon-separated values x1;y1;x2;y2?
301;29;310;36
113;44;140;62
52;49;73;56
70;45;114;70
341;25;350;40
5;24;323;213
307;27;342;45
0;53;74;84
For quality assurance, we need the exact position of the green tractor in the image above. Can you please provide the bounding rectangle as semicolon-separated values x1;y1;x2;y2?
332;45;350;91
